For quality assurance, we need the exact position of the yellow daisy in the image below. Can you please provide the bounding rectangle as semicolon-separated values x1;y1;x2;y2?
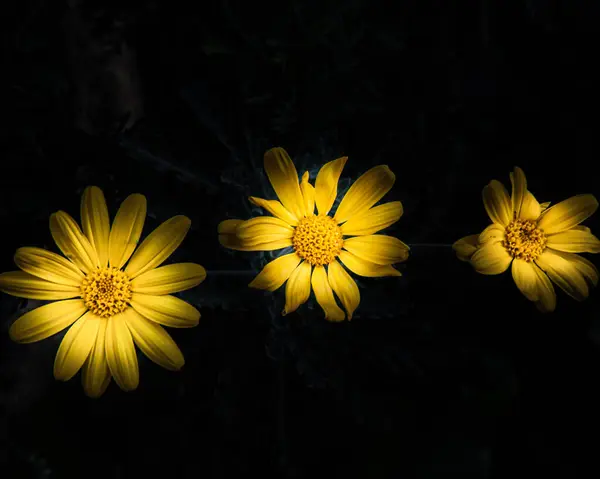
0;186;206;397
218;147;408;321
453;167;600;312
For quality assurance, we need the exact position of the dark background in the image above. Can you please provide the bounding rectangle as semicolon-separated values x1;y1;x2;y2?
1;1;599;477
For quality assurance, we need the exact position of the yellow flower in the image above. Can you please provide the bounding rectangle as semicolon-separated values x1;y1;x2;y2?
218;147;408;321
0;187;206;397
453;167;600;312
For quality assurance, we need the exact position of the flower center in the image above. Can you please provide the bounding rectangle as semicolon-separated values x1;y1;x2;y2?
80;267;132;318
292;215;344;266
502;219;547;262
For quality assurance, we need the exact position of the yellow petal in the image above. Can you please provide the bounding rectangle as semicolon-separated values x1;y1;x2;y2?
540;201;551;211
50;211;99;273
334;165;395;224
535;249;589;301
452;235;479;262
123;308;184;371
546;229;600;254
81;318;111;398
566;254;599;287
538;194;599;235
54;312;101;381
337;250;401;277
531;264;556;313
105;312;139;391
342;235;409;265
520;191;542;221
300;171;316;217
479;224;505;244
235;216;294;247
218;219;254;251
510;167;527;219
315;156;347;216
0;271;80;300
130;293;200;328
125;215;191;279
131;263;206;295
482;180;512;227
248;253;301;291
340;201;403;236
108;193;147;269
14;247;84;286
264;147;305;220
311;265;345;321
282;261;312;315
470;241;512;275
248;197;298;226
81;186;110;268
9;299;87;343
511;258;539;301
327;260;360;320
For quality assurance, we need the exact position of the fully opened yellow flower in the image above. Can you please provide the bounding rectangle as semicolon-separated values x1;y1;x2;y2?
453;167;600;312
218;147;408;321
0;187;206;397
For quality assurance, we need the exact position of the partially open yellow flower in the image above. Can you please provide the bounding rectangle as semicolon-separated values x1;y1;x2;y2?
453;167;600;312
218;147;408;321
0;187;206;397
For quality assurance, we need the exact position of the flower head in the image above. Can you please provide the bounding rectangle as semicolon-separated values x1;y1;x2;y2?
0;187;206;397
218;147;408;321
453;167;600;312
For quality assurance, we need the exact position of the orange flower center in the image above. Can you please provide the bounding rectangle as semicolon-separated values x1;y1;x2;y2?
292;215;344;266
503;219;547;262
80;267;132;318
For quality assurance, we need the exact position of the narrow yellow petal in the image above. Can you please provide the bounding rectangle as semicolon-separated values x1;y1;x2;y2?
328;261;360;320
300;171;316;217
311;265;345;321
123;308;184;371
81;186;110;268
538;194;599;235
130;293;200;328
479;224;505;244
532;264;556;313
337;250;401;277
54;312;101;381
131;263;206;295
108;193;147;269
452;235;479;262
218;219;255;251
14;247;84;286
50;211;98;273
342;235;409;265
540;201;551;211
535;249;589;301
125;215;191;279
105;313;139;391
248;253;301;291
546;229;600;254
248;197;298;226
482;180;512;227
236;217;294;245
340;201;403;236
520;191;542;221
82;318;111;398
511;258;539;301
282;261;312;315
0;271;80;300
470;241;512;275
9;299;87;343
566;254;599;287
315;156;347;216
510;167;527;219
264;147;305;220
334;165;395;224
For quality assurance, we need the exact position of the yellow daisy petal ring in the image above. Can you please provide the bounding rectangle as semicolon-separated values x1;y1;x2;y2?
453;167;600;312
218;147;408;321
0;186;206;397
